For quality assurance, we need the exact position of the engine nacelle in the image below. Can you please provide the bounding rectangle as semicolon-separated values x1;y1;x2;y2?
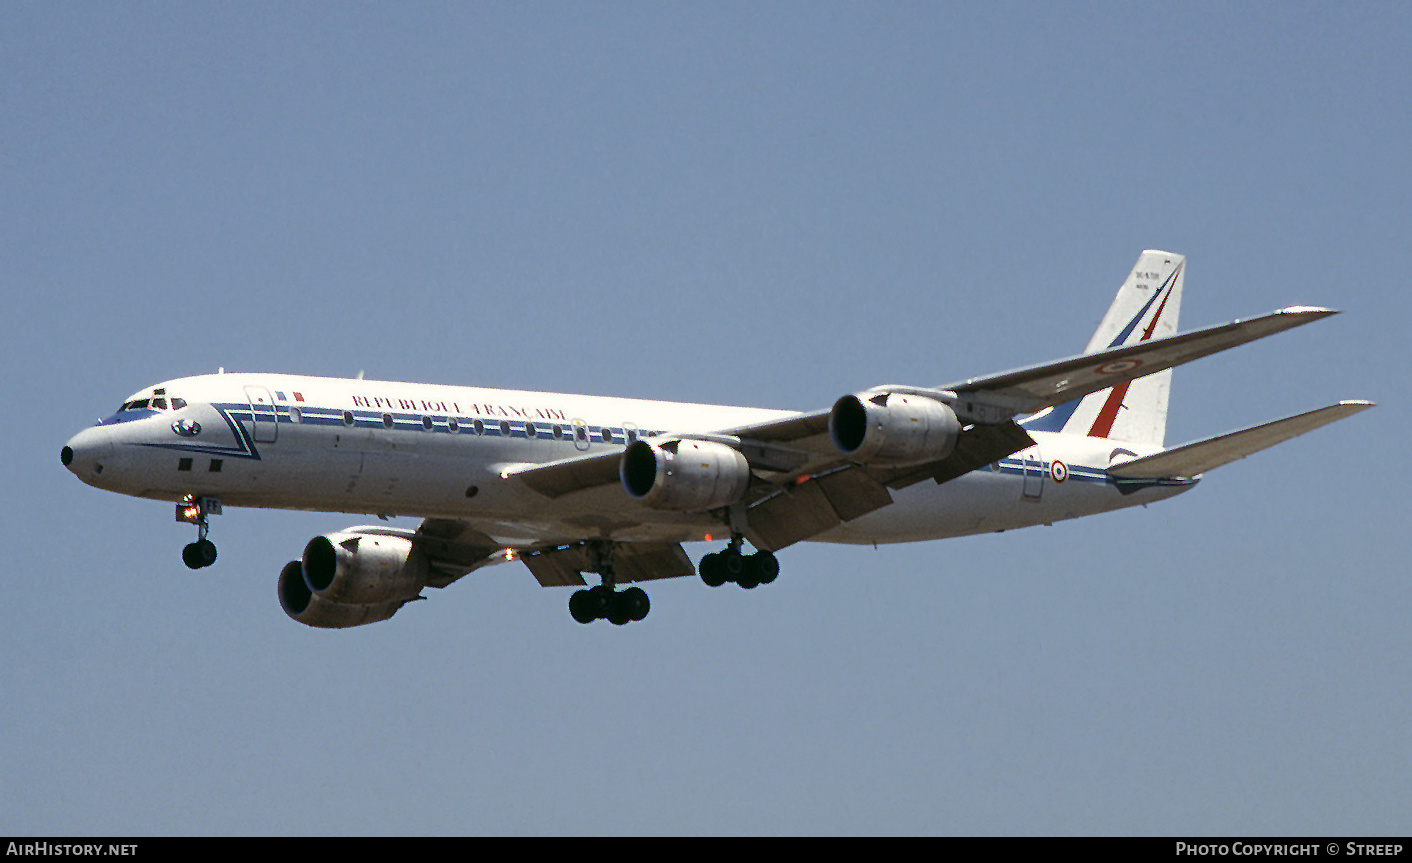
278;561;405;629
620;438;751;511
829;392;961;467
302;532;429;605
276;531;429;628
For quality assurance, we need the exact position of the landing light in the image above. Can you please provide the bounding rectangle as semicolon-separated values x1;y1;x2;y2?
175;496;221;524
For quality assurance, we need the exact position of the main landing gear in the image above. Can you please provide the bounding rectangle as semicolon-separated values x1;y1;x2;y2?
699;535;778;590
176;496;221;570
562;532;780;625
569;540;650;626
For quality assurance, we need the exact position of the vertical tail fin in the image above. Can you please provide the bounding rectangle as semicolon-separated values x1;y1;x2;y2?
1022;250;1185;446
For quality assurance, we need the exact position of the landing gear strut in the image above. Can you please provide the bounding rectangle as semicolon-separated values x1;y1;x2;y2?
176;496;221;570
699;534;778;589
568;540;650;626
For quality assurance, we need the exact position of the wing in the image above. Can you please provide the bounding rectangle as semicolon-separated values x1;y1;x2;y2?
324;519;511;590
518;541;697;587
401;518;701;589
514;306;1335;490
503;305;1336;552
408;518;506;587
940;306;1337;422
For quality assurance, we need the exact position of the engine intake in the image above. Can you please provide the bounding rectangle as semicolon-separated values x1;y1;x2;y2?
620;438;751;511
829;392;961;467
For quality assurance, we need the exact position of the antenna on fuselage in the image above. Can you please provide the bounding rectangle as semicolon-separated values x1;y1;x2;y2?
357;370;365;380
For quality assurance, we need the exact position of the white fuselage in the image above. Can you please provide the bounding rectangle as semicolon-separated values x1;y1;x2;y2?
63;373;1196;549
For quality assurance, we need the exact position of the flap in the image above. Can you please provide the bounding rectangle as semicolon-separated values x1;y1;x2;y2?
520;542;697;587
413;518;506;588
745;467;893;551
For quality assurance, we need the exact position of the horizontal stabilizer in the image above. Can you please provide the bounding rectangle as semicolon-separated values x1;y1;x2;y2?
1107;401;1374;479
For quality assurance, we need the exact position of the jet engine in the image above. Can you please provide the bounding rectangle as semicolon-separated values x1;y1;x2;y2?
277;531;429;628
829;392;961;467
620;438;751;511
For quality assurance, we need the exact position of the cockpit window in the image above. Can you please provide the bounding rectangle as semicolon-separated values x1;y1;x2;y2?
118;395;186;413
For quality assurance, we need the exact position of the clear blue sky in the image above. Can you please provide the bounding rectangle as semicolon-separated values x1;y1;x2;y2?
4;2;1408;835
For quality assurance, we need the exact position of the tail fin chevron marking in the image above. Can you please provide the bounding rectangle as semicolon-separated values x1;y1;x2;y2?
1023;250;1186;445
1087;270;1179;438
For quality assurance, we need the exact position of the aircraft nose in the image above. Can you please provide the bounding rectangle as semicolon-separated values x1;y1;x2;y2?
62;426;113;479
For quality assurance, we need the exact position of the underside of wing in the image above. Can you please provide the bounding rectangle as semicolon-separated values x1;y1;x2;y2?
742;420;1034;551
410;517;699;588
514;449;623;498
412;518;508;587
519;541;696;587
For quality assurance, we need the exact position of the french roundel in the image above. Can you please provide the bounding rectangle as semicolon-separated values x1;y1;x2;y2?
1096;358;1144;376
1050;460;1068;483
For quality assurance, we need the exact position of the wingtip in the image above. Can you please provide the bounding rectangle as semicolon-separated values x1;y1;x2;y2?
1278;305;1340;317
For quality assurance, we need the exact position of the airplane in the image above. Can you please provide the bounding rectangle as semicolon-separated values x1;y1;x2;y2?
61;251;1372;628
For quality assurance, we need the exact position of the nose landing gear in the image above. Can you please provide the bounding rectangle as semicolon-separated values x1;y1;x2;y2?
176;496;221;570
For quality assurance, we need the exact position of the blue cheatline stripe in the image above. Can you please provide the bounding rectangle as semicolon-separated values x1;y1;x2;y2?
135;401;1196;494
139;403;262;459
986;457;1196;492
141;402;656;460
